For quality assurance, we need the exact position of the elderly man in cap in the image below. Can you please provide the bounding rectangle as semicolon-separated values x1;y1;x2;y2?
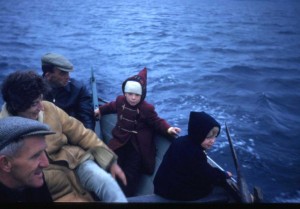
0;116;55;202
41;52;95;130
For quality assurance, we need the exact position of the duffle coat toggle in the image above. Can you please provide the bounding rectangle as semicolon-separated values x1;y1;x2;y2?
118;104;139;134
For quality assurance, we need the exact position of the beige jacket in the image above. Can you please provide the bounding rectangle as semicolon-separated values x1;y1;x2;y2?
0;101;117;202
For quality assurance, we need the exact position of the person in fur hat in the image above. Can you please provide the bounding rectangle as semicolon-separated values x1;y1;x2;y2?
95;67;181;196
153;111;232;201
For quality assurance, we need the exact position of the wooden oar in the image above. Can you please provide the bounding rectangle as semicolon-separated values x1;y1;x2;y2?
90;68;103;139
225;122;252;203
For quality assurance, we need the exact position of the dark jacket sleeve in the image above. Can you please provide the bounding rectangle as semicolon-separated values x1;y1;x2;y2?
76;83;95;130
193;152;228;186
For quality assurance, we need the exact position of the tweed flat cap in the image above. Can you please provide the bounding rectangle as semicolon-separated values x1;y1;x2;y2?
41;53;74;72
0;117;55;150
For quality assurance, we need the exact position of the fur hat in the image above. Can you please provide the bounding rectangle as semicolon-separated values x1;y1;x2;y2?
41;53;73;72
188;111;220;145
122;67;147;101
0;116;55;150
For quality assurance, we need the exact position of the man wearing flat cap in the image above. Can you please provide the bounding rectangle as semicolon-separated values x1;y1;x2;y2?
0;116;55;202
41;52;95;130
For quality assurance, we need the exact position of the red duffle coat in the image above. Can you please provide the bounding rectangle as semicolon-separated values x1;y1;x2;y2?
100;95;172;174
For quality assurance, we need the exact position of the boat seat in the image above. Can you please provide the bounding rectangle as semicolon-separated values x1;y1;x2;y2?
99;114;171;195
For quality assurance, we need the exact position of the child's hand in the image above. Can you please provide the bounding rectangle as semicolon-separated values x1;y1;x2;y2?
110;162;127;186
226;171;233;178
94;108;101;118
168;127;181;137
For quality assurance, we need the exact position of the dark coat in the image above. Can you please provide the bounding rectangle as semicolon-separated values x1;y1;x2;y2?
153;137;228;200
44;78;95;130
0;180;52;202
100;95;171;174
153;111;228;201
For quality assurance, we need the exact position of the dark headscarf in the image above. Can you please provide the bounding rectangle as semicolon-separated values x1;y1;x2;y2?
188;111;221;145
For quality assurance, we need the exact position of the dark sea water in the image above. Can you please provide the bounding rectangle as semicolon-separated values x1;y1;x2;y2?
0;0;299;203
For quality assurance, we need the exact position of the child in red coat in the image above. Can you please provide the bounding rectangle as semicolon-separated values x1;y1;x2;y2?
95;67;181;196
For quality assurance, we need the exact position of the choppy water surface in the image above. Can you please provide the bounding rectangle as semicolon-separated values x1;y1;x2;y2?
0;0;299;203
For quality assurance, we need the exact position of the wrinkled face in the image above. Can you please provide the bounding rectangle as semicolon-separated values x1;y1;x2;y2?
7;136;49;189
125;92;141;106
45;68;70;87
201;126;220;149
17;95;44;120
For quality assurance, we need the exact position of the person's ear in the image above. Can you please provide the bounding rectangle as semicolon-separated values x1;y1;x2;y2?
0;155;12;172
44;72;51;79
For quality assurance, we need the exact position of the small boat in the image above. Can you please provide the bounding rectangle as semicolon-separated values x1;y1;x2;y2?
91;69;262;203
96;113;262;203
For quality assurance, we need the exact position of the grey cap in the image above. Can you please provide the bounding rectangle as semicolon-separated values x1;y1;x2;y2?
0;117;55;150
41;53;74;72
